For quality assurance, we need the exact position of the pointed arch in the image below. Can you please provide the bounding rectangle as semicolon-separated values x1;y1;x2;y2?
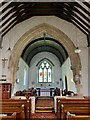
8;23;81;93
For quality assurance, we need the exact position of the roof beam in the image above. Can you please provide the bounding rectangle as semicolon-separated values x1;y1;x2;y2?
75;2;90;16
71;16;89;33
2;3;20;20
67;2;90;23
71;20;88;35
1;3;36;34
83;2;90;8
58;3;90;31
64;3;90;29
0;2;90;40
2;22;17;37
56;3;89;34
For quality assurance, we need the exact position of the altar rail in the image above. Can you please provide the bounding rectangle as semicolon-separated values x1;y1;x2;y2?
36;88;54;96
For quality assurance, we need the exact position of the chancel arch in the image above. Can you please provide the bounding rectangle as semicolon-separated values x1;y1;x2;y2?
8;23;81;94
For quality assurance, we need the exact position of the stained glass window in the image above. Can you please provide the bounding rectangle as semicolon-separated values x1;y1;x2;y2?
37;58;54;83
39;67;43;82
48;67;51;82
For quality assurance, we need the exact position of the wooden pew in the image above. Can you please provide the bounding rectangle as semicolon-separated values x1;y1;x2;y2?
61;106;90;120
56;98;90;119
11;98;31;118
57;98;90;112
0;104;24;120
0;99;31;119
57;97;90;113
11;96;35;114
0;112;16;120
67;112;90;120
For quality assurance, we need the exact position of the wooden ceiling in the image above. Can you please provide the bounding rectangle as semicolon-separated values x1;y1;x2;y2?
0;1;90;47
21;36;68;66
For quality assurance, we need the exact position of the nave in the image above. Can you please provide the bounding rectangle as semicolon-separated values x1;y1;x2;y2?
0;84;90;119
0;1;90;120
0;92;90;120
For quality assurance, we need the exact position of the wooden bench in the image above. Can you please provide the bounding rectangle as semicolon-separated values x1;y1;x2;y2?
11;96;35;113
0;112;16;120
0;103;24;120
61;106;90;120
0;99;31;119
57;98;90;112
56;98;90;119
67;114;90;120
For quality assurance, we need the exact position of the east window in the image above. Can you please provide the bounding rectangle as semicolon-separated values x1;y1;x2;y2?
37;58;54;83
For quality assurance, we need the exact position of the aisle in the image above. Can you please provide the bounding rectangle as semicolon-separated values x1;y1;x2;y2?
31;112;57;119
31;97;57;119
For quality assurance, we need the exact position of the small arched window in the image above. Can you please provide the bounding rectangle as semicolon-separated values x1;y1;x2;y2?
36;58;54;83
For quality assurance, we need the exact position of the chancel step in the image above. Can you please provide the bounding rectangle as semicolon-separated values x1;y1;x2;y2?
35;96;54;113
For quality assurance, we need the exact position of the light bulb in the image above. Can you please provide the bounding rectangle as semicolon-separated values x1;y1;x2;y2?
75;47;81;53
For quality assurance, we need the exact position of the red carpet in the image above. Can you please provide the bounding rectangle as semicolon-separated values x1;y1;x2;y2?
31;112;57;119
31;97;57;119
35;97;54;109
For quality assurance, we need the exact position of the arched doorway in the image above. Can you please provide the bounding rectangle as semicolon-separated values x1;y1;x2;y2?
8;23;81;93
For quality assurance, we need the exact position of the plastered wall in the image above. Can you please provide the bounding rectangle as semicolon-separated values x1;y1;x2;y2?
0;16;88;96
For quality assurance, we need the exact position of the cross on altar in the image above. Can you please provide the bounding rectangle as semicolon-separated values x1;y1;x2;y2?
2;58;8;68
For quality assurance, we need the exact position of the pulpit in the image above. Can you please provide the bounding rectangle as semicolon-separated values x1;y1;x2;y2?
0;83;12;99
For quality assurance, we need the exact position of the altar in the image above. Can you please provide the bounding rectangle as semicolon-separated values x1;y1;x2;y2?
36;88;54;96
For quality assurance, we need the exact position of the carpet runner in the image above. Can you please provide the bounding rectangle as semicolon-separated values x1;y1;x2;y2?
35;97;54;112
31;112;57;119
31;96;57;119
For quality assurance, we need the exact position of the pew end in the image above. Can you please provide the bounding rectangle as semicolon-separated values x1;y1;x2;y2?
67;112;90;120
0;112;16;120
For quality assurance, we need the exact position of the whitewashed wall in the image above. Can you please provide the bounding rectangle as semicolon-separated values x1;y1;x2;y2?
29;52;61;88
12;58;29;95
61;58;77;93
0;16;88;96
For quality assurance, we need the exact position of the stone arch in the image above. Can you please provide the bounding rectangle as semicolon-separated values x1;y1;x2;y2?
8;23;81;93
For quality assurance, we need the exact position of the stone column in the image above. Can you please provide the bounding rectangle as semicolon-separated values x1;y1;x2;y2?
71;66;81;95
88;46;90;96
74;74;81;95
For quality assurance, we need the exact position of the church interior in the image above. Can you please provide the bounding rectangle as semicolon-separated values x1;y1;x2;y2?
0;1;90;119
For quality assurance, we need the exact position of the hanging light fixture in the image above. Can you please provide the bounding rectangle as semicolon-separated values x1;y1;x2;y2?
74;28;81;53
43;33;46;44
75;47;81;53
43;33;48;59
43;33;47;51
